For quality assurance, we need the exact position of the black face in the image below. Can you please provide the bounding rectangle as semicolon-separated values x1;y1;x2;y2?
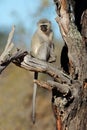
40;25;48;32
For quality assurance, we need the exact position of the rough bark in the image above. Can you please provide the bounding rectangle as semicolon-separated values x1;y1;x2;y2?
53;0;87;130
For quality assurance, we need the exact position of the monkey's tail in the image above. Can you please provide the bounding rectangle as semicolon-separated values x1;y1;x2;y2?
32;71;38;124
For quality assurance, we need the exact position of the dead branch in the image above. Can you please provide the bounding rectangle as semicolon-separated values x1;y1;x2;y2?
0;26;15;64
0;26;28;73
0;30;72;84
0;50;27;74
35;80;70;94
34;80;52;90
21;55;72;84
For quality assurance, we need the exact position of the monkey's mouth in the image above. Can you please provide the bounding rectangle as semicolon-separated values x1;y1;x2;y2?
41;25;47;32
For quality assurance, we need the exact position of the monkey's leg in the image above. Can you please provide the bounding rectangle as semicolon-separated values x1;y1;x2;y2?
37;43;50;61
48;45;56;63
32;71;38;124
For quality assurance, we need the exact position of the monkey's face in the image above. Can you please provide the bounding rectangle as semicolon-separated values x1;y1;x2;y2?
40;23;51;33
38;19;51;33
40;24;48;32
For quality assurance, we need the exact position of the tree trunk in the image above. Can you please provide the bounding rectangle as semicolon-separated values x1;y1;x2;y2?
53;0;87;129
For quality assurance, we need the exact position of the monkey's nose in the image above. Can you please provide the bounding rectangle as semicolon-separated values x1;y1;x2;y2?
41;25;47;32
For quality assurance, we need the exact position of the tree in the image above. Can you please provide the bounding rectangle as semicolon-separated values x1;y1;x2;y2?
0;0;87;130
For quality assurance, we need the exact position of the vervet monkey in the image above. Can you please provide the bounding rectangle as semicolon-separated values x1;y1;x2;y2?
30;19;56;124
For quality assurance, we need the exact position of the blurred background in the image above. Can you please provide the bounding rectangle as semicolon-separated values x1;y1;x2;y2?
0;0;64;130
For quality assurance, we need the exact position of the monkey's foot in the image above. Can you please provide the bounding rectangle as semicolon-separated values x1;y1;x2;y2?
48;56;56;63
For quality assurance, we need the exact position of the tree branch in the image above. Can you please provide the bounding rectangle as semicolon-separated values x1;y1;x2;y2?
21;55;72;84
0;26;15;64
0;26;28;73
34;79;70;95
0;28;72;84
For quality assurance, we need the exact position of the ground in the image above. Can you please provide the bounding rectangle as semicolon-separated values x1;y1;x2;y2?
0;43;62;130
0;64;55;130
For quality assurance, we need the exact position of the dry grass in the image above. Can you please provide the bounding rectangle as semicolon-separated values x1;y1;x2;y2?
0;64;56;130
0;42;63;130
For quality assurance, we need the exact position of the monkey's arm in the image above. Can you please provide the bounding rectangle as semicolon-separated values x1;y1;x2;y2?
48;43;56;63
48;31;56;63
49;30;53;42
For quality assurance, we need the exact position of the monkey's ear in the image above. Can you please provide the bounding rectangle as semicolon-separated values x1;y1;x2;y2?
48;21;51;26
37;20;39;24
49;21;51;24
37;21;39;25
37;21;40;27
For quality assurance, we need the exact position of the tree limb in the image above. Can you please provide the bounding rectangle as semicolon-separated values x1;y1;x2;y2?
0;29;72;85
0;26;15;64
0;26;28;73
21;55;72;84
34;79;70;95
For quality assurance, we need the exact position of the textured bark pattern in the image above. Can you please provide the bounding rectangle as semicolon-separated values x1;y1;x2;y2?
53;0;87;130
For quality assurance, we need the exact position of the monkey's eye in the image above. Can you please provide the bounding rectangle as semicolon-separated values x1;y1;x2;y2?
41;25;47;32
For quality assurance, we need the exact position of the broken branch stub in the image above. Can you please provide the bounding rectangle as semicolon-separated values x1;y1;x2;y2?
0;26;15;64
